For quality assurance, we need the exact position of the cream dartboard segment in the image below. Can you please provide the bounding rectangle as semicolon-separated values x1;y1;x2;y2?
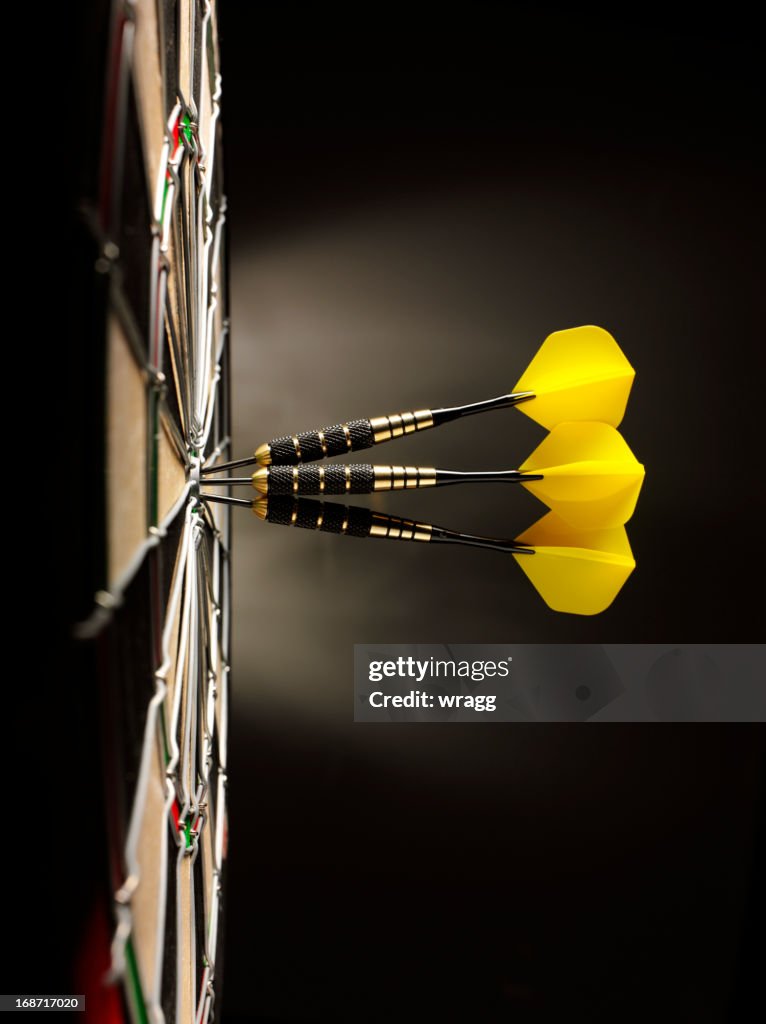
79;2;231;1023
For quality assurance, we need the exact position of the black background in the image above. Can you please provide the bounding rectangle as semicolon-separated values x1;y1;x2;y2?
218;5;764;1023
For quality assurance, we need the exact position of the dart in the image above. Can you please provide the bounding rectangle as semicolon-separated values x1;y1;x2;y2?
201;422;645;528
202;325;635;473
202;495;635;615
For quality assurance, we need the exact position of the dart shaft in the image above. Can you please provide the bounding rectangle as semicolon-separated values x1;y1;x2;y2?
432;391;535;425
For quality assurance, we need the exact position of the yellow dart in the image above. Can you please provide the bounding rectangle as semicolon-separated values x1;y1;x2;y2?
202;325;635;473
203;422;644;529
198;496;635;616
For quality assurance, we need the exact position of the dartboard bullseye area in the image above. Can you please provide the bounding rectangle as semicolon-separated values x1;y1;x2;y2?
74;2;231;1021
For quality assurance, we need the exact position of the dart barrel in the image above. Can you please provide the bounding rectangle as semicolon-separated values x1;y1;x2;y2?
255;410;435;466
254;497;433;541
253;464;438;496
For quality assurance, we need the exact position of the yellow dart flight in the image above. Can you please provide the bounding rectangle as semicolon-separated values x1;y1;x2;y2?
514;511;636;615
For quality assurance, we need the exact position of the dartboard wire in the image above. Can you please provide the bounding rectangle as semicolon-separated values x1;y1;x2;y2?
196;535;218;754
161;105;183;219
166;513;196;815
170;177;194;439
191;606;215;1024
195;12;216;412
191;176;209;451
152;133;172;234
197;769;226;1024
203;72;222;201
189;533;212;880
174;840;189;1023
75;480;193;640
219;557;231;774
168;112;195;436
196;100;221;433
214;760;227;883
195;193;213;433
188;823;203;995
166;516;198;1021
199;885;219;1024
198;367;222;460
209;531;222;715
182;154;199;428
156;106;187;430
198;198;228;451
198;282;228;458
209;198;227;345
176;523;201;832
176;0;199;123
164;291;191;444
150;248;169;390
148;128;170;373
176;521;206;1024
202;435;232;471
200;544;221;937
177;125;202;443
194;536;216;815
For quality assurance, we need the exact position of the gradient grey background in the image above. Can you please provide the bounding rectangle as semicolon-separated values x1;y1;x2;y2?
218;7;765;1021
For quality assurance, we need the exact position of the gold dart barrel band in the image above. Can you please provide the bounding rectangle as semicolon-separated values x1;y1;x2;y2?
369;514;433;542
369;409;434;443
372;466;438;491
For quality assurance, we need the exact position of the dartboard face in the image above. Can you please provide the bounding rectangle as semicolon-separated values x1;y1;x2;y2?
78;3;231;1022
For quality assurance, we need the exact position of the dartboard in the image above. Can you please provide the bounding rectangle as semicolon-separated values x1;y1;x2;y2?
73;2;231;1022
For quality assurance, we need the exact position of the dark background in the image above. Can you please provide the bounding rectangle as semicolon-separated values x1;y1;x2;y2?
218;5;764;1023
